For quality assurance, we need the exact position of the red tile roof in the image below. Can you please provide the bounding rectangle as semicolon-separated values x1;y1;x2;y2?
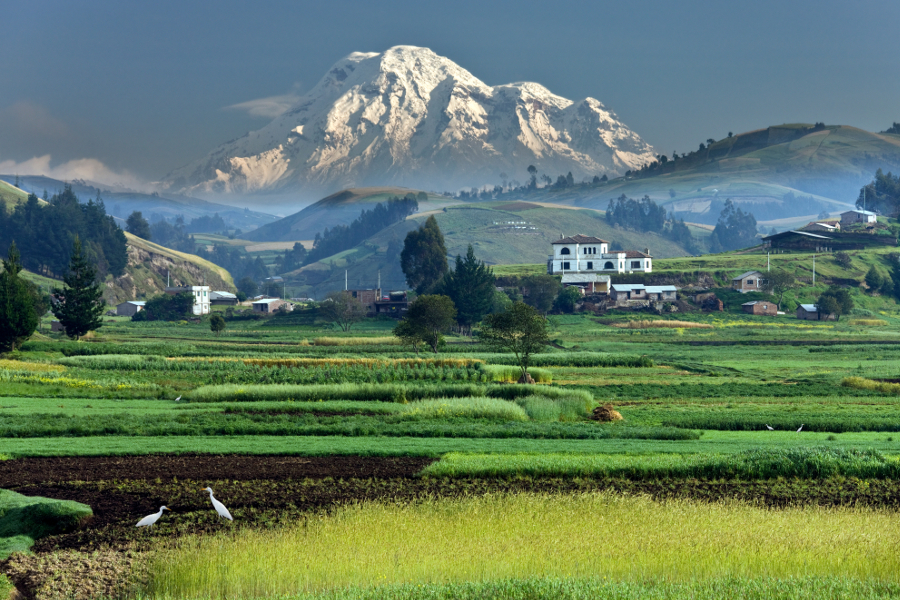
552;234;609;245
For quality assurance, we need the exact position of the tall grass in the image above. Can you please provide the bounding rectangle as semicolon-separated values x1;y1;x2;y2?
421;448;900;479
482;365;552;383
144;492;900;599
843;376;900;395
612;320;713;329
314;337;400;346
399;397;528;421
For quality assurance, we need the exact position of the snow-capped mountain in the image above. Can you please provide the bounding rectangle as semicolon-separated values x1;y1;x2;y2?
163;46;655;200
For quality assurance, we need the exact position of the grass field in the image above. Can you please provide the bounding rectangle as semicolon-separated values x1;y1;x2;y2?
6;300;900;598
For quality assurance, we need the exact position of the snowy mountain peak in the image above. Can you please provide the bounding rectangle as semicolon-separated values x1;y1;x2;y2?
163;45;656;201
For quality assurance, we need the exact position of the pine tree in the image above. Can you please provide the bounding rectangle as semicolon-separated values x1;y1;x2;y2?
400;216;449;293
52;236;105;340
439;245;495;335
0;242;39;352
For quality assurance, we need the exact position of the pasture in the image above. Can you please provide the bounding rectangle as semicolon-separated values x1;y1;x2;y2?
2;309;900;598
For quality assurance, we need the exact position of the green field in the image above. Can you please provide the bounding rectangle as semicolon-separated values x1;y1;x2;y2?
5;294;900;598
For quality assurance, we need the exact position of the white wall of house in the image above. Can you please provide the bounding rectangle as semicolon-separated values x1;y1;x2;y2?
165;286;210;315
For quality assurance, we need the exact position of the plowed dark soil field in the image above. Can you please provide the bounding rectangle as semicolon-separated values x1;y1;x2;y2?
6;454;900;556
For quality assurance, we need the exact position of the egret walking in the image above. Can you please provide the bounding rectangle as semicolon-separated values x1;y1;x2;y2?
797;424;804;433
201;487;233;521
765;424;774;430
136;506;170;528
175;396;182;402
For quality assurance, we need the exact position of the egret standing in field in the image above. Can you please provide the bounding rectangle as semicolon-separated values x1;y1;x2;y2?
797;424;804;433
136;506;171;528
201;487;233;521
765;424;774;430
174;395;181;402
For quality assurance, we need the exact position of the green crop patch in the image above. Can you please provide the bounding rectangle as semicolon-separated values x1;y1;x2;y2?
0;489;92;559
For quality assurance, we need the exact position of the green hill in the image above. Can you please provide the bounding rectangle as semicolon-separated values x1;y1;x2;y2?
279;201;701;298
498;125;900;227
244;187;460;242
0;179;46;211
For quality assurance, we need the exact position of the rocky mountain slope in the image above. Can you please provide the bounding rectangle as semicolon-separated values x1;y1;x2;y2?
163;46;655;202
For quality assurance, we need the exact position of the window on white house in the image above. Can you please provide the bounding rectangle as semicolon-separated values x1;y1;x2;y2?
560;247;570;255
604;261;614;269
631;261;641;269
586;261;593;270
563;262;570;270
746;279;754;286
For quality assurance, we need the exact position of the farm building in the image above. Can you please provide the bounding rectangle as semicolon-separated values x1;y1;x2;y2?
840;209;876;227
610;283;677;306
116;300;146;317
374;291;409;317
560;273;611;295
51;320;66;333
800;221;840;233
797;304;827;320
763;229;893;251
251;298;293;313
547;234;652;275
732;271;764;293
209;291;238;306
165;285;210;315
742;300;777;315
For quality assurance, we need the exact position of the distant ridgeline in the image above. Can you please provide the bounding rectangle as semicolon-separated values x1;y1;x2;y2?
0;185;127;278
303;196;418;265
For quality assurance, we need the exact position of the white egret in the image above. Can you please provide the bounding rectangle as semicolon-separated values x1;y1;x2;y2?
201;487;233;521
765;424;774;430
175;396;182;402
797;424;804;433
136;506;170;528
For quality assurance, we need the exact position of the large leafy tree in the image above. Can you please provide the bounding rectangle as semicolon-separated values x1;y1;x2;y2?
521;274;560;315
479;302;549;380
438;245;495;335
857;169;900;217
0;242;39;351
135;292;195;322
401;216;448;293
126;211;152;240
319;291;368;332
817;286;853;321
52;236;106;340
394;295;456;353
761;270;796;307
709;200;758;252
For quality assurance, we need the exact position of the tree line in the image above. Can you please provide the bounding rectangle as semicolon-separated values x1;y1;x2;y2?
0;186;127;279
305;196;419;265
1;237;106;351
857;169;900;217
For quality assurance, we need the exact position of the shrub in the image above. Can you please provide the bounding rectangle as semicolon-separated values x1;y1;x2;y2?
482;365;552;383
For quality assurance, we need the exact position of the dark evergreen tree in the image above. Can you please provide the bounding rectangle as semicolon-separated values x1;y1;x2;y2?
0;242;39;351
52;236;105;340
857;169;900;217
126;211;152;239
605;194;667;233
709;200;758;252
401;215;449;293
438;245;495;334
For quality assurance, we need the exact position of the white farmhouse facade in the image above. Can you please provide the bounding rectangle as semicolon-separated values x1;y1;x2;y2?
165;285;211;315
547;234;652;275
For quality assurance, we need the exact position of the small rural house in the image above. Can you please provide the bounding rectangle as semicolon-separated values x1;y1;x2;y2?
165;285;210;315
610;283;677;306
797;304;821;320
547;234;652;275
732;271;764;293
374;291;409;317
209;291;238;306
51;320;66;333
742;300;777;315
116;300;146;317
560;273;611;295
801;221;840;233
840;209;876;227
251;298;293;313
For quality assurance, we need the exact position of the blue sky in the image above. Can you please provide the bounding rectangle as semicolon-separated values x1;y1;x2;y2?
1;0;897;185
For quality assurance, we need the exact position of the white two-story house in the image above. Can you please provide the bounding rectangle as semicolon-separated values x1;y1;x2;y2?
547;234;652;275
165;285;211;315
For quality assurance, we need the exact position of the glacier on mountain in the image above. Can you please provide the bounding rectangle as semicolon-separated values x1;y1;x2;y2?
163;46;656;199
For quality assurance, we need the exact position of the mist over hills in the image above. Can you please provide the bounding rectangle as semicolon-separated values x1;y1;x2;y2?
161;45;656;204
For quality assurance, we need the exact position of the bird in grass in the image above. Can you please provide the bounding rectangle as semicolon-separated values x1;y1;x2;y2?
174;396;182;402
201;487;233;521
136;506;170;528
765;424;774;430
797;424;805;433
